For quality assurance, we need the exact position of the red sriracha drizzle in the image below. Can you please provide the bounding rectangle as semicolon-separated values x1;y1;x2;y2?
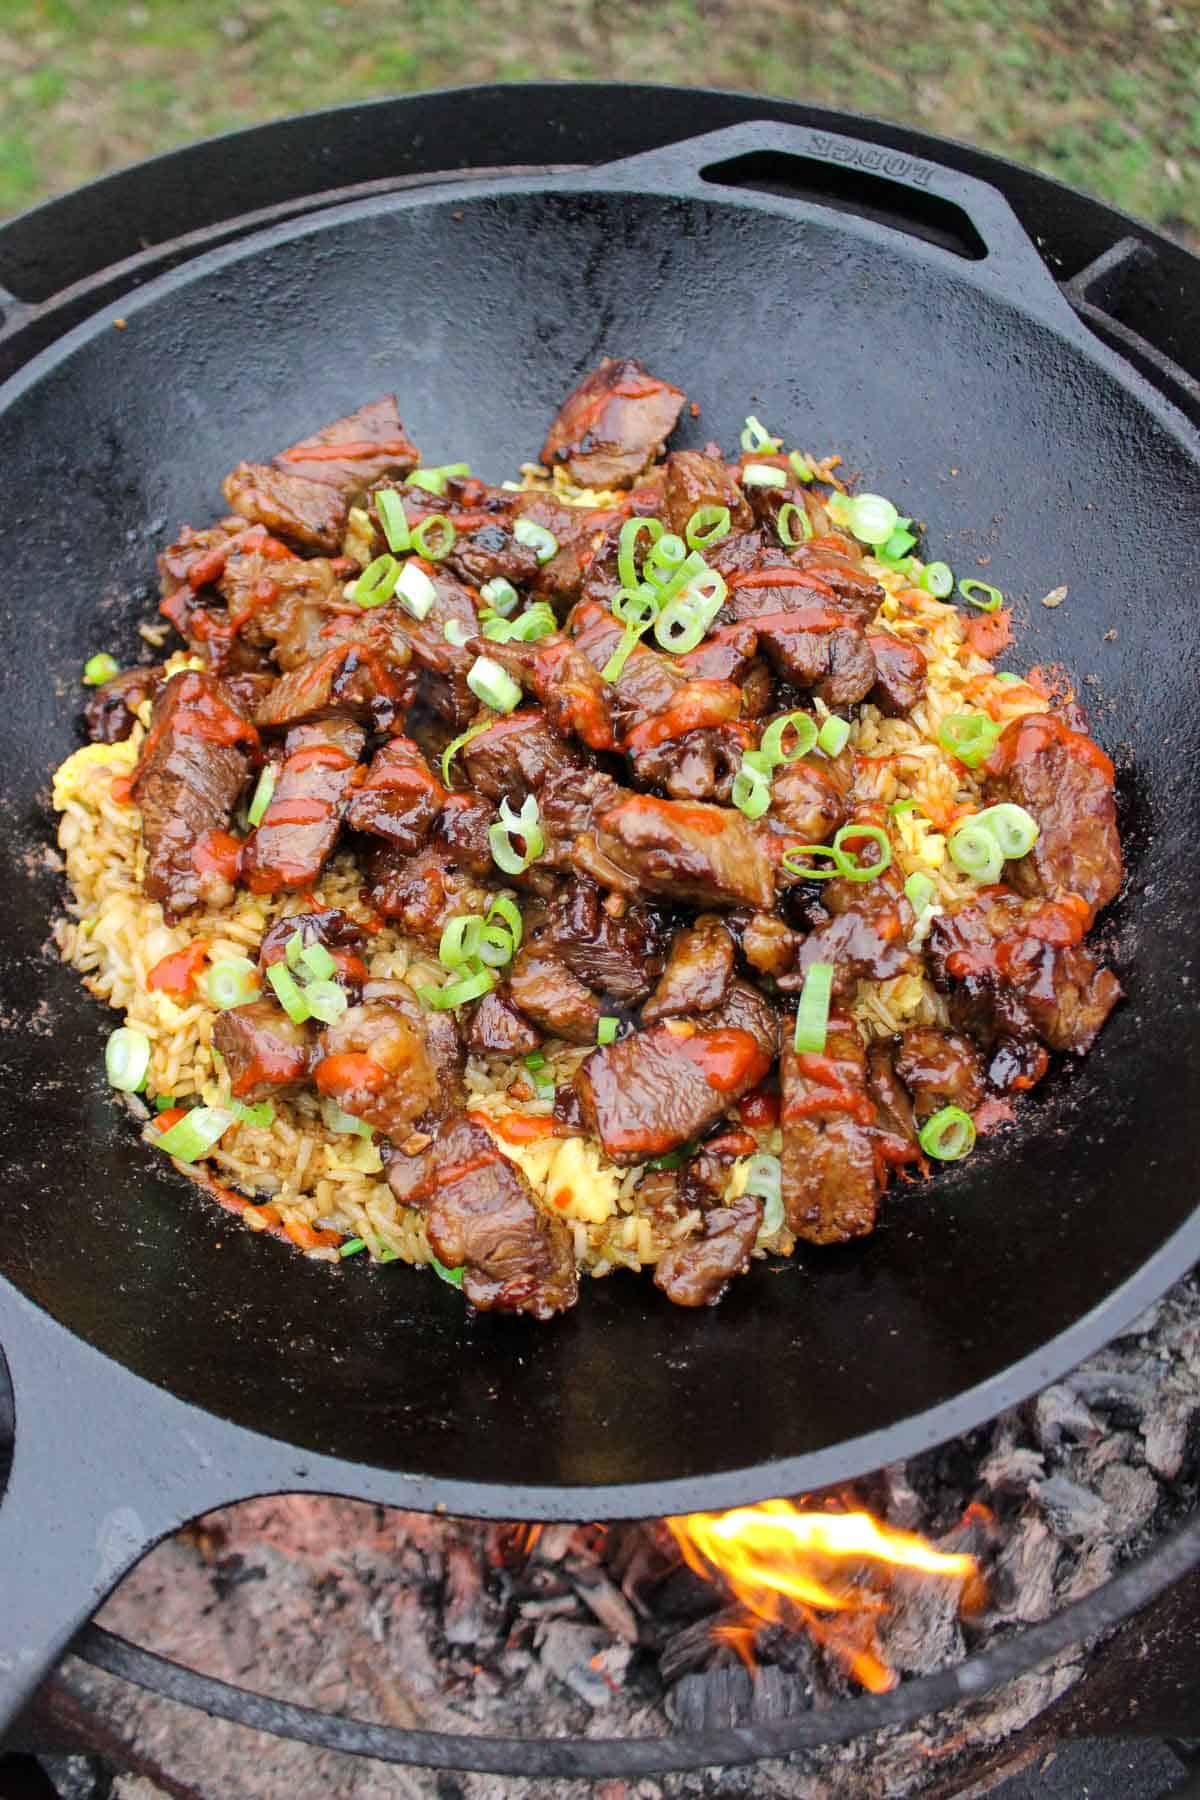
145;941;208;1000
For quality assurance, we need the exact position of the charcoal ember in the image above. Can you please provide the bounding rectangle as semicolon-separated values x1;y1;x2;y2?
666;1662;811;1732
977;1443;1046;1494
1096;1463;1160;1541
1067;1366;1160;1416
1143;1396;1196;1479
987;1510;1061;1623
1058;1538;1116;1605
535;1617;631;1708
1033;1383;1102;1450
442;1536;488;1646
876;1568;965;1676
565;1555;640;1643
532;1522;584;1564
656;1606;747;1685
880;1461;925;1531
1031;1474;1109;1543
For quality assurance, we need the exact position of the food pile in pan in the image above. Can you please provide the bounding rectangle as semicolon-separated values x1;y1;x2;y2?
53;358;1123;1317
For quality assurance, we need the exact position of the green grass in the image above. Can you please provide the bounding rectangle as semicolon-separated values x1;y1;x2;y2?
1;0;1197;242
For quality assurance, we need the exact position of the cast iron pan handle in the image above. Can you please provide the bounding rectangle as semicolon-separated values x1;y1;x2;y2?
586;119;1079;326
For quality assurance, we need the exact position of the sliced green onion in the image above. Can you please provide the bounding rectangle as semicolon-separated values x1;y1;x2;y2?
487;894;524;953
408;467;448;496
948;819;1005;883
646;1142;697;1171
267;961;310;1024
417;965;496;1010
880;527;918;561
685;505;731;550
653;576;725;654
105;1026;150;1092
817;715;851;757
788;451;813;484
444;617;473;647
904;871;937;914
617;515;664;590
611;586;660;629
467;655;522;714
155;1092;176;1111
247;764;276;828
513;518;558;563
741;415;781;453
646;532;687;580
440;913;485;969
321;1094;373;1137
396;559;437;620
300;940;337;981
480;576;519;616
441;715;493;785
847;494;900;547
285;928;304;969
478;923;517;968
340;1237;367;1257
602;622;648;683
748;1155;785;1239
484;602;557;643
83;652;119;686
378;1246;401;1262
233;1099;275;1128
524;1050;546;1071
780;843;844;881
920;561;954;598
351;553;400;609
431;1254;465;1287
644;548;707;609
304;979;348;1026
994;671;1022;685
732;753;773;820
889;797;919;815
938;713;1002;769
206;957;260;1010
488;794;544;875
959;577;1003;613
412;513;455;561
831;822;892;882
976;802;1039;860
375;489;410;554
439;462;471;480
155;1104;235;1164
742;462;788;489
793;963;834;1054
597;1015;619;1045
918;1105;977;1162
760;711;818;767
777;502;813;546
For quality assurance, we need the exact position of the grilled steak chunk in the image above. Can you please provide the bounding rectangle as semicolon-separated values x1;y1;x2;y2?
866;1041;922;1172
242;715;363;893
724;563;877;706
894;1026;985;1121
258;909;368;1000
641;915;735;1022
985;713;1122;922
85;663;163;744
385;1118;577;1319
313;993;457;1139
273;395;418;494
654;1190;763;1308
868;633;928;717
574;980;779;1164
222;550;342;670
545;879;667;1002
467;988;542;1057
541;356;685;488
253;629;412;731
462;709;589;805
596;793;775;911
788;856;918;994
780;1019;879;1244
222;461;348;553
768;745;853;841
131;671;257;918
660;450;753;539
509;942;603;1044
344;735;445;852
366;840;490;946
212;999;310;1103
483;633;617;752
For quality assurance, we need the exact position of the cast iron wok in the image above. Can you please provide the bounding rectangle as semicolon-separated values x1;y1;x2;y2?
0;115;1198;1727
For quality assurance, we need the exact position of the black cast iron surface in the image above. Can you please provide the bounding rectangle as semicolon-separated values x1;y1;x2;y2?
0;91;1198;1751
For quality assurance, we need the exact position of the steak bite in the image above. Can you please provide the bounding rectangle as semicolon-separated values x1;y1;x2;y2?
595;793;775;912
466;988;542;1057
545;878;667;1003
85;663;163;744
384;1117;578;1319
508;941;603;1044
541;356;685;489
222;461;348;554
641;915;735;1023
273;395;418;494
344;735;446;853
867;633;928;717
654;1190;763;1308
241;714;364;893
131;670;257;919
780;1019;880;1244
212;999;311;1103
313;988;461;1140
574;981;780;1164
893;1026;985;1121
461;709;591;806
660;448;754;539
984;713;1122;923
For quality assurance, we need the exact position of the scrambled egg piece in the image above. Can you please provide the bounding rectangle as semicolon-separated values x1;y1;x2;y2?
498;1130;622;1225
52;738;138;811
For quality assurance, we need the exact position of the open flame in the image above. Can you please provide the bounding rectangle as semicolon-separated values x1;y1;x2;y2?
669;1498;980;1694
